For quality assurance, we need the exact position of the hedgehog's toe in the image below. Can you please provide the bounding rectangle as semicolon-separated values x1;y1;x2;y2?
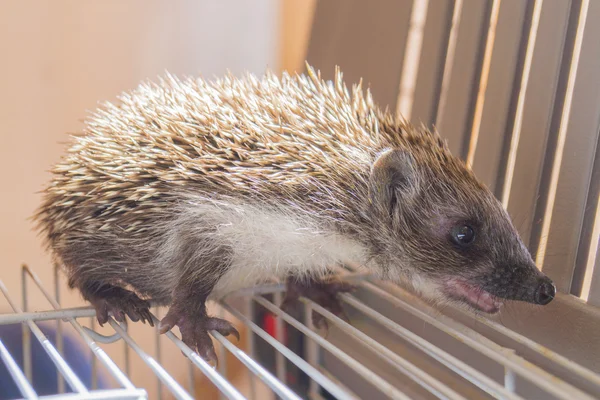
87;286;153;327
159;306;238;363
180;323;218;363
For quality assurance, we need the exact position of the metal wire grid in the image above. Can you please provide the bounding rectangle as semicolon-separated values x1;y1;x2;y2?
0;264;598;400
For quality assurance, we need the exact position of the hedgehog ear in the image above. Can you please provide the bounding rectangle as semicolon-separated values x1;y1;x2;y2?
369;149;417;215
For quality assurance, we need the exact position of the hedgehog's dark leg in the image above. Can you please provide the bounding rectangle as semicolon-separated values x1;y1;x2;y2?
282;277;355;329
75;279;154;327
158;284;239;363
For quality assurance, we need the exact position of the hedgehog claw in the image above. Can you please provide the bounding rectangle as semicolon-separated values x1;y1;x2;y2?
88;286;153;327
159;307;238;362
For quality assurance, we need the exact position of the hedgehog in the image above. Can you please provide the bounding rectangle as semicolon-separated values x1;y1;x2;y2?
34;65;556;362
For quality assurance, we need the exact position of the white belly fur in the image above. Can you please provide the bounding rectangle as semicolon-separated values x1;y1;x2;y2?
196;201;368;298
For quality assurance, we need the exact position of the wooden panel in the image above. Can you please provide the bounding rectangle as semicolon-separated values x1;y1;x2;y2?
469;0;528;190
503;1;571;247
434;0;489;157
534;0;600;292
409;0;454;126
471;293;600;376
279;0;317;73
305;0;413;110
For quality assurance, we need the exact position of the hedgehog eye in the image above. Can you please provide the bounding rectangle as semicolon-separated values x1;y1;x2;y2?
451;224;475;246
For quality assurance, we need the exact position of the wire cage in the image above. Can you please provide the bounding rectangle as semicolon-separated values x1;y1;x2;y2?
2;0;600;399
1;263;599;400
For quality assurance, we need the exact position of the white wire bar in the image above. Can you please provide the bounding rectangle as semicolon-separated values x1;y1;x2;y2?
0;302;245;400
253;296;412;400
23;265;246;400
27;389;147;400
340;261;600;397
295;299;468;400
107;318;192;400
451;296;600;388
217;307;228;400
220;300;357;400
0;339;38;399
338;293;518;400
147;314;246;400
0;280;89;395
211;330;301;400
351;274;597;400
22;266;138;392
272;291;287;388
1;267;599;400
0;308;97;325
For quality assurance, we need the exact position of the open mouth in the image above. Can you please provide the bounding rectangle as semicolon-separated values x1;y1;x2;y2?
443;279;503;314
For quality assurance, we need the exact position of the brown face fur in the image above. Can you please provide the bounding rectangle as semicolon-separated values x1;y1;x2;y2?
367;148;555;313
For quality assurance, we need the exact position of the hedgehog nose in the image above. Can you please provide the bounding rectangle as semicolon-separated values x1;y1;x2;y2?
534;280;556;305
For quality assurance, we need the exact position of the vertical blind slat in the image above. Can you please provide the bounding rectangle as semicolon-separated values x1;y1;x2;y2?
305;0;414;111
432;0;463;131
534;0;600;292
502;1;571;248
464;0;502;168
396;0;430;120
576;128;600;302
469;0;528;190
434;0;489;157
408;0;454;126
588;247;600;305
586;194;600;304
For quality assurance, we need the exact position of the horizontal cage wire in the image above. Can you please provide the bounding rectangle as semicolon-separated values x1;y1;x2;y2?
0;264;598;400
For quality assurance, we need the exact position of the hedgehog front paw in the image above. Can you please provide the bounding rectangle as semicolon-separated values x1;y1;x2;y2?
159;307;239;363
88;286;153;327
282;278;355;329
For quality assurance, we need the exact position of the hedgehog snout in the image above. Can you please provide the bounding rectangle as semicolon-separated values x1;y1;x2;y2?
481;263;555;306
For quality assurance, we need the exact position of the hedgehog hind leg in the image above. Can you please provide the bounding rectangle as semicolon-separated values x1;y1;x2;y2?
76;279;154;327
159;303;239;363
158;285;239;363
282;277;355;329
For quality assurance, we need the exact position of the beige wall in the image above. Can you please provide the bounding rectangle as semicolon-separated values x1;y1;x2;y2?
0;0;279;308
0;1;282;397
